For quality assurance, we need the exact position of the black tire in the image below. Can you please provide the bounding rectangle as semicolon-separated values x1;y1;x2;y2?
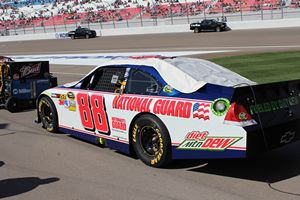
194;28;199;33
71;35;75;40
132;114;172;167
38;96;58;133
85;34;89;39
216;26;221;32
5;97;19;113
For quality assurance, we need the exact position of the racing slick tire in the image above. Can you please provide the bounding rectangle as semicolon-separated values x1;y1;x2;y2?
85;34;90;39
194;28;200;33
5;97;19;113
132;114;172;168
216;26;221;32
38;96;58;133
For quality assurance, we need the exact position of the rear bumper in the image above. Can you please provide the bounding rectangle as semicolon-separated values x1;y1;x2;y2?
172;122;299;160
245;121;300;156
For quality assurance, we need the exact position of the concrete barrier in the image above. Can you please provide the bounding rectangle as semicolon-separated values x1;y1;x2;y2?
1;18;300;42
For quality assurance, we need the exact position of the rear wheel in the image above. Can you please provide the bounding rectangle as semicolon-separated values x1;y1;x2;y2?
5;97;19;113
132;114;172;167
85;34;90;39
38;96;58;133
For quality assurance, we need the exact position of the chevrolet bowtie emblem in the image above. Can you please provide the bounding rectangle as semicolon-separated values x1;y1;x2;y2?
280;131;295;144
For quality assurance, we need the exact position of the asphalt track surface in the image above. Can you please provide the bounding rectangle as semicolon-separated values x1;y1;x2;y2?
1;28;300;200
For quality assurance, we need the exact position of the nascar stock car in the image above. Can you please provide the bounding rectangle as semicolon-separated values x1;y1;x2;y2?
0;57;57;112
36;57;300;167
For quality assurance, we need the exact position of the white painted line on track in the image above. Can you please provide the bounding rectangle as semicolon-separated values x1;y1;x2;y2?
52;72;86;76
5;45;300;55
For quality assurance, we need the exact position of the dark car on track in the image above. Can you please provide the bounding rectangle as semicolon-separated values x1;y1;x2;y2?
68;27;97;39
190;19;229;33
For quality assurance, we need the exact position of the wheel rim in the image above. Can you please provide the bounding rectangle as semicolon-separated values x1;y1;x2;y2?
139;126;161;157
41;103;53;126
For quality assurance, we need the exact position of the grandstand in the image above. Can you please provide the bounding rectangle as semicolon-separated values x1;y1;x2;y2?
0;0;298;34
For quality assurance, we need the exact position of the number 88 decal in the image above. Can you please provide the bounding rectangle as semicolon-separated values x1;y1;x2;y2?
77;93;109;134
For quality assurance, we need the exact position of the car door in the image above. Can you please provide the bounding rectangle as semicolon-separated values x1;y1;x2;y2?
56;67;128;138
201;20;208;30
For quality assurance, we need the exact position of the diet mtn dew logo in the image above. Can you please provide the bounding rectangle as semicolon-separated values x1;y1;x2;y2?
177;131;242;151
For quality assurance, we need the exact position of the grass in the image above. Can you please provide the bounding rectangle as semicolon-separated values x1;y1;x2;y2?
209;51;300;84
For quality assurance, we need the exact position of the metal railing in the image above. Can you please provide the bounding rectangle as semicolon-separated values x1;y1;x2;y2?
1;3;300;36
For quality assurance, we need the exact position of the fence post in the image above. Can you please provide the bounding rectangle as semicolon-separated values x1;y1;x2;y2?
139;8;143;27
204;3;207;19
271;8;273;19
14;24;17;35
64;18;67;31
281;2;284;19
112;13;116;28
261;3;264;20
170;4;174;25
186;2;190;24
52;17;56;32
240;2;243;21
43;19;46;33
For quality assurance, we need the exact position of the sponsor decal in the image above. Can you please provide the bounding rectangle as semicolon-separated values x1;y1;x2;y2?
112;96;192;118
193;102;210;120
113;96;152;112
280;131;295;144
68;100;76;111
177;131;242;151
67;92;75;100
249;96;299;115
58;94;67;105
163;85;173;93
153;99;191;118
150;128;164;165
111;75;119;84
51;93;61;98
58;99;64;105
55;32;69;39
112;117;127;131
13;88;31;95
211;98;230;116
20;63;41;78
58;93;76;111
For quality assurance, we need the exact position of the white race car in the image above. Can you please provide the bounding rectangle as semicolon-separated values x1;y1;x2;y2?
36;57;300;167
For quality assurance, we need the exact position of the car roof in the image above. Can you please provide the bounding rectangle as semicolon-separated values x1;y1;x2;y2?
77;57;255;94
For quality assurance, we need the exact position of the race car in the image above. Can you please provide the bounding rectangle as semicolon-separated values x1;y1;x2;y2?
36;57;300;167
0;58;57;112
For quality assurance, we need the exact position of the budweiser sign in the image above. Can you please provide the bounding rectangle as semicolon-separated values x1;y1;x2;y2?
20;63;41;78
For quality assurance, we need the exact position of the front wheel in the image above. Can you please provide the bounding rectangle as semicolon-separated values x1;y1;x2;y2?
5;97;19;113
194;28;200;33
216;26;221;32
85;34;90;39
38;96;58;133
132;114;172;167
